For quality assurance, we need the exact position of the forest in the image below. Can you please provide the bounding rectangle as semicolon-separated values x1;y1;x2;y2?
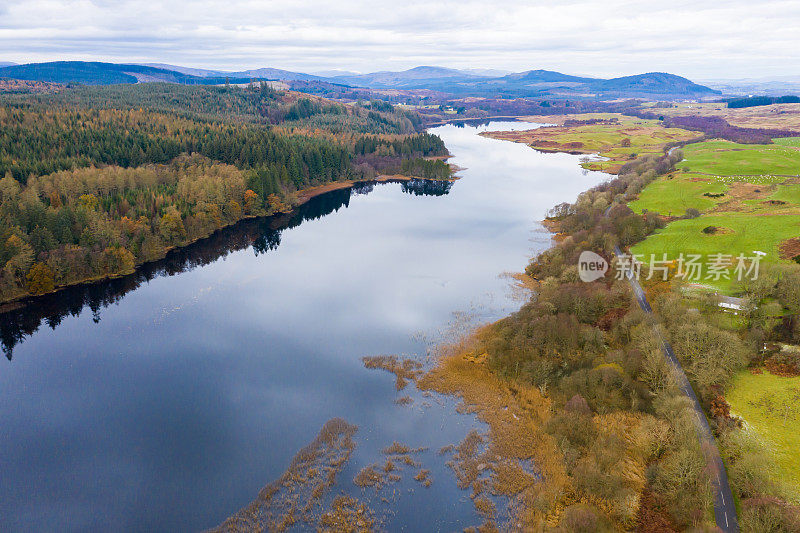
0;82;449;303
728;95;800;109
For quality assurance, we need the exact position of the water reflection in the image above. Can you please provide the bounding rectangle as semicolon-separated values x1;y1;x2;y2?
401;178;452;196
0;180;449;359
0;122;604;532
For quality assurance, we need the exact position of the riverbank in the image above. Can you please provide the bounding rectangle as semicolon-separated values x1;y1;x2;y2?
480;114;698;174
422;115;529;127
460;111;800;530
0;173;454;312
0;119;626;531
406;127;731;529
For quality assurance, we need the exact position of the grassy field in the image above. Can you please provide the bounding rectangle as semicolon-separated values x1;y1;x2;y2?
490;112;800;295
641;101;800;132
630;213;800;290
628;173;728;215
630;135;800;293
631;213;800;260
727;370;800;497
770;182;800;206
483;114;698;173
679;138;800;177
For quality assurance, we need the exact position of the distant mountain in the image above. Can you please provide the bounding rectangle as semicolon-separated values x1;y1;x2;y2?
140;63;225;77
0;61;720;99
0;61;17;68
323;66;717;99
225;68;322;82
328;66;482;88
312;69;362;78
457;68;512;77
500;69;595;83
140;63;322;82
700;76;800;97
0;61;269;85
594;72;718;97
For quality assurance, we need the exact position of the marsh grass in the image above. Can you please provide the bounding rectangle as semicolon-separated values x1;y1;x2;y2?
211;418;360;532
361;355;423;390
318;495;376;533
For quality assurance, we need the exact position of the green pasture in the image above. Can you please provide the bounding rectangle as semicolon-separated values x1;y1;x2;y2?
680;138;800;177
727;370;800;497
628;173;728;215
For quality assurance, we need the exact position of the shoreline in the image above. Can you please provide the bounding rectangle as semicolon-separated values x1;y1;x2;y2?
423;115;529;127
413;135;708;530
0;174;454;313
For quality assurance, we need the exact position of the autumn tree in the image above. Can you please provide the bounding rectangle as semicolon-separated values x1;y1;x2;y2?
26;262;55;295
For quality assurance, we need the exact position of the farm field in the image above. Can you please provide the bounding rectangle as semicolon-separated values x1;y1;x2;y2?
628;172;728;215
679;138;800;176
770;182;800;206
727;370;800;499
631;213;800;262
643;101;800;132
631;136;800;292
483;113;698;172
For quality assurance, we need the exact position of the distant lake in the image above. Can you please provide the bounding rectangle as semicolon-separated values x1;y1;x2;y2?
0;121;604;531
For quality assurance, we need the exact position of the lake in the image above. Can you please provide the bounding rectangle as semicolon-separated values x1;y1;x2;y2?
0;121;604;531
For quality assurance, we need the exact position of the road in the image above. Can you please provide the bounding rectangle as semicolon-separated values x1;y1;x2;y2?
613;244;739;532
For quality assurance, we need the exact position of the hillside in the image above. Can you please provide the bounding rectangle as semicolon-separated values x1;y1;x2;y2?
327;66;483;88
0;82;450;304
326;67;719;99
0;61;261;85
594;72;719;97
499;69;595;83
0;61;721;100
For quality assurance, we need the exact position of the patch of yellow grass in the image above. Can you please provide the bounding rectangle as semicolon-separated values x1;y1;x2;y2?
727;370;800;496
419;330;656;529
362;355;423;390
418;332;569;527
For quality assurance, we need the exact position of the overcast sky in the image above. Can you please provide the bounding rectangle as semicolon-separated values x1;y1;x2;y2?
2;0;798;79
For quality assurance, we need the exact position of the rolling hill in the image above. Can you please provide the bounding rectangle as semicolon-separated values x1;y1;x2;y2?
0;61;264;85
327;66;484;88
325;67;719;99
594;72;718;96
0;61;720;99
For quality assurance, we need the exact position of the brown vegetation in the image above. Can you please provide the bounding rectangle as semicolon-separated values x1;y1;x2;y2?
211;418;360;532
634;487;679;532
353;465;391;490
413;469;432;487
779;238;800;260
318;495;376;533
361;355;423;390
413;145;731;529
643;102;800;133
0;79;62;94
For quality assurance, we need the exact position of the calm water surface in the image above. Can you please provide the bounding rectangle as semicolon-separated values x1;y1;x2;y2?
0;122;604;531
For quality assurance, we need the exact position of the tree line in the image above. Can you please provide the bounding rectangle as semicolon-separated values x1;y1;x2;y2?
728;95;800;109
466;147;771;529
500;141;800;529
0;83;450;303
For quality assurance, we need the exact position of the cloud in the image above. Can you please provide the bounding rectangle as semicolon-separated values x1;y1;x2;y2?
0;0;797;78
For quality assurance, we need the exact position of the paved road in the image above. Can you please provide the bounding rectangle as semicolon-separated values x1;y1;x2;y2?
614;245;739;532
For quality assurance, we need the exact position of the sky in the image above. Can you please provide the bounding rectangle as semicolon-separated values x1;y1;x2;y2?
1;0;798;80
